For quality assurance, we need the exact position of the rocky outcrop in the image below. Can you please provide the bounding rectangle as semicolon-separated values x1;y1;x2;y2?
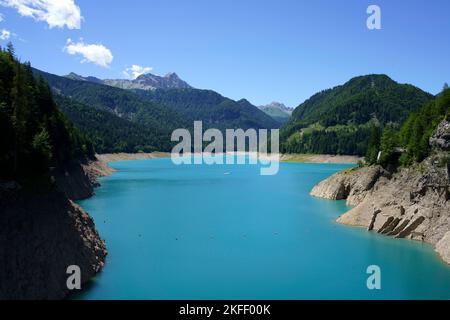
430;120;450;151
0;158;111;299
311;152;450;264
310;166;384;204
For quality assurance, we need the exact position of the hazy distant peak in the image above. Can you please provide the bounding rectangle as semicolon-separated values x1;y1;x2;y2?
260;101;293;114
257;101;293;124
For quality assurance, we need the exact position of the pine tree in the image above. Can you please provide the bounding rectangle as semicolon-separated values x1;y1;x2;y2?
379;125;399;165
365;124;381;164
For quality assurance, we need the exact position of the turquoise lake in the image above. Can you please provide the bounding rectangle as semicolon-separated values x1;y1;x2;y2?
77;157;450;300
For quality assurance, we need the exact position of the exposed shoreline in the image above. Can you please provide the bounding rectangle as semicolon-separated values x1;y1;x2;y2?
96;152;170;163
310;159;450;265
279;154;361;164
96;152;361;164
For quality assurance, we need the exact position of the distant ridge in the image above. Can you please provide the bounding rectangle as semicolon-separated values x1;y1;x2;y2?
65;72;103;84
65;71;192;91
259;102;293;124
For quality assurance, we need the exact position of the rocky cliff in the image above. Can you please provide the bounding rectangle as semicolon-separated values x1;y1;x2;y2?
0;159;111;300
311;120;450;264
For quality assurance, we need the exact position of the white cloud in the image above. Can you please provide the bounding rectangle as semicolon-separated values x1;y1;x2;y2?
0;29;10;40
123;64;153;79
65;39;113;68
0;0;82;29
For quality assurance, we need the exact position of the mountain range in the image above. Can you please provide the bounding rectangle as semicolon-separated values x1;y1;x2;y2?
66;72;192;91
34;69;278;153
37;68;437;157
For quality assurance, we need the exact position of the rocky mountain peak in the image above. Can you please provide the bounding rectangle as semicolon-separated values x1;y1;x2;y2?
67;71;194;91
115;72;192;91
165;72;179;79
265;102;293;113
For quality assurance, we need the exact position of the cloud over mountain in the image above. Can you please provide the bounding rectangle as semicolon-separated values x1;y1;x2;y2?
123;65;153;80
65;38;113;68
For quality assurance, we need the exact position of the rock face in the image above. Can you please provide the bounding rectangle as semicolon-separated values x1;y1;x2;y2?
0;159;110;299
310;154;450;264
53;159;114;200
53;163;95;201
430;119;450;151
310;166;382;203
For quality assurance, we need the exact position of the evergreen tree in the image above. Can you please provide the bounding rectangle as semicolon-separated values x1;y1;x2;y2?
379;125;399;165
365;124;382;164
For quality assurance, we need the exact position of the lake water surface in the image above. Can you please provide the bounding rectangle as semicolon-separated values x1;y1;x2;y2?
77;157;450;299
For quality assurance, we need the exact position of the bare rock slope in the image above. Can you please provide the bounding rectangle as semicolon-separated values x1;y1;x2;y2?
0;159;110;299
311;121;450;264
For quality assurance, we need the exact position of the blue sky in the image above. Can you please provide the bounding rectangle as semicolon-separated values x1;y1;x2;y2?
1;0;449;107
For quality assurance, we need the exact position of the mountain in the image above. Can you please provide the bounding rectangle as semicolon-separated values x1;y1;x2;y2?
259;102;293;124
104;72;192;91
281;74;434;155
132;89;279;131
37;68;192;152
38;69;278;153
66;72;192;91
62;72;278;129
369;88;450;166
63;71;278;130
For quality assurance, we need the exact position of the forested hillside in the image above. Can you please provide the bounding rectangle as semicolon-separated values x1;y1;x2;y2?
281;75;433;155
55;96;168;153
366;88;450;166
34;68;191;152
0;45;94;181
128;88;279;130
35;69;279;153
